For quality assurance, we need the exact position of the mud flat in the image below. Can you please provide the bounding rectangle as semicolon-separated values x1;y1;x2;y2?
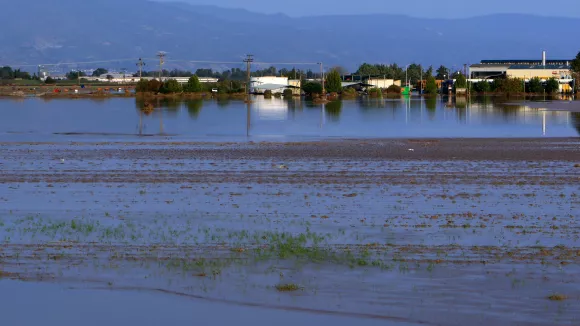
0;139;579;325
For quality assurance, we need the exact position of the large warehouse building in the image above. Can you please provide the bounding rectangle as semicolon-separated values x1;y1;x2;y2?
468;51;574;91
469;51;572;80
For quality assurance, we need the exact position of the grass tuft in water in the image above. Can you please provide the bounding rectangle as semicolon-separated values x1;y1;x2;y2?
547;294;568;301
275;283;302;292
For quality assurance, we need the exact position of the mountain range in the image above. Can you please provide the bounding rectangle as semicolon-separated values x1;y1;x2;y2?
0;0;578;72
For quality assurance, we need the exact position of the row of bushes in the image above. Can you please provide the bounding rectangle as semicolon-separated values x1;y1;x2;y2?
136;76;248;94
471;77;560;94
136;76;204;94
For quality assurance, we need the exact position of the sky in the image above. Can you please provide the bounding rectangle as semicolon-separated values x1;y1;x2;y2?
157;0;580;18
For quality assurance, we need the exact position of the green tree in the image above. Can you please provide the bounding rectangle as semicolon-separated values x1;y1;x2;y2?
501;77;524;94
545;78;560;93
406;63;423;85
303;82;323;95
454;73;467;88
66;71;87;80
571;51;580;74
44;76;56;84
217;79;231;94
490;78;503;92
474;81;491;93
92;68;108;77
147;79;163;93
325;69;343;93
183;75;204;93
0;66;14;79
528;77;544;93
387;84;402;94
570;52;580;93
106;75;114;83
13;69;31;79
136;79;149;93
425;76;438;95
354;63;404;80
160;79;183;94
425;66;434;77
436;65;448;80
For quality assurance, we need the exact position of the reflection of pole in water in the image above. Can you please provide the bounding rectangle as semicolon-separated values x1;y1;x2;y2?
139;110;143;136
405;97;408;125
246;100;251;137
420;96;423;124
542;110;547;136
320;103;326;129
159;109;164;135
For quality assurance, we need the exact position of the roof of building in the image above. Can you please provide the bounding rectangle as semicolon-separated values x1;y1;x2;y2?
252;83;299;90
470;64;511;68
508;64;571;70
480;59;570;65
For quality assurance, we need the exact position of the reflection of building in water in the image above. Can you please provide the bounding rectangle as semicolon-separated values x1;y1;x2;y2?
461;101;572;131
252;96;289;121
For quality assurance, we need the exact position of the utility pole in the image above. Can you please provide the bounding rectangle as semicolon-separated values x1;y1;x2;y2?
157;52;166;81
244;54;254;136
121;68;127;84
77;67;81;86
136;58;146;79
318;62;325;95
244;54;254;96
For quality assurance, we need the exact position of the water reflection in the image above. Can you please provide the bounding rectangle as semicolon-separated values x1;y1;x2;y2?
326;101;342;121
1;96;578;141
216;97;230;108
425;97;437;111
572;113;580;136
186;100;203;119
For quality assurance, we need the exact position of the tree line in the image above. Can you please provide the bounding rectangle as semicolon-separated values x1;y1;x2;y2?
135;75;247;94
136;67;318;80
0;66;38;80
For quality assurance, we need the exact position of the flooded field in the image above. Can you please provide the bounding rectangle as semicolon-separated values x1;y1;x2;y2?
0;139;579;325
0;96;579;141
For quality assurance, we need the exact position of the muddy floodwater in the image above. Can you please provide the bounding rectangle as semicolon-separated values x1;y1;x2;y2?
0;97;580;325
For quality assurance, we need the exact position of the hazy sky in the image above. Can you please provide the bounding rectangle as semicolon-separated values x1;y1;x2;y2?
158;0;580;18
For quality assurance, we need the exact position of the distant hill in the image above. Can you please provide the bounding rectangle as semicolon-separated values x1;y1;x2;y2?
0;0;578;72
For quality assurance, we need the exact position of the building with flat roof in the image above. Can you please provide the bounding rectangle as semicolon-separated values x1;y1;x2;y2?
469;51;573;80
506;65;572;80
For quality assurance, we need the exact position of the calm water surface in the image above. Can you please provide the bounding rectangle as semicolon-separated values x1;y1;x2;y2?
1;96;578;141
0;280;407;326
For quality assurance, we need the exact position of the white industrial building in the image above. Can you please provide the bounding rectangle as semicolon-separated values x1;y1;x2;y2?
250;76;290;94
366;79;401;89
74;75;219;84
